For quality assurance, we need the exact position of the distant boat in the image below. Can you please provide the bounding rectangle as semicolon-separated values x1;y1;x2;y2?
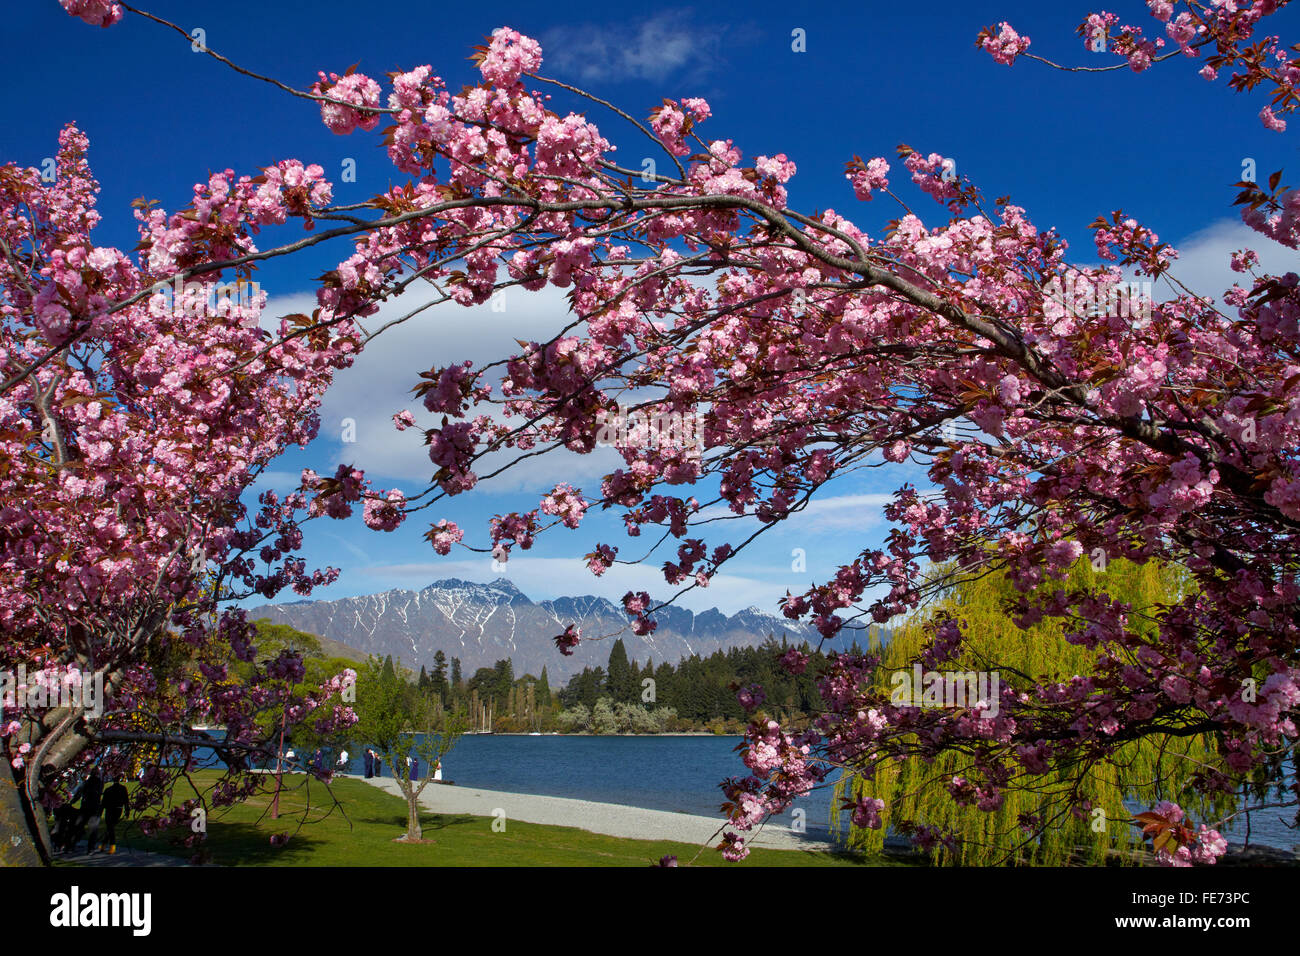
529;732;541;736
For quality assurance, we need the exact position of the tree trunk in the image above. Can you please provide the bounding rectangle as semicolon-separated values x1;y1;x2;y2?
405;797;422;842
0;768;46;866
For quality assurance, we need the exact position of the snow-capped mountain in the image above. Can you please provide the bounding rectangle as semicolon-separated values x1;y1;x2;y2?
249;577;821;680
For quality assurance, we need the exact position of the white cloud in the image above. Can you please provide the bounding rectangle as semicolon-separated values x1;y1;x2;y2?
693;490;898;546
540;12;724;84
790;492;895;531
1147;217;1297;303
248;468;308;491
262;282;621;491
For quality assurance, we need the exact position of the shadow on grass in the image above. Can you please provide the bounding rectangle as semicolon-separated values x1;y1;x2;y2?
121;820;326;866
355;812;478;832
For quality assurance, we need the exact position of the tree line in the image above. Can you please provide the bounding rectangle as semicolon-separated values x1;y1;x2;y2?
358;631;873;735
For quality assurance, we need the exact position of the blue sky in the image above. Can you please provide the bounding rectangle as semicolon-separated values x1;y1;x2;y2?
8;1;1297;615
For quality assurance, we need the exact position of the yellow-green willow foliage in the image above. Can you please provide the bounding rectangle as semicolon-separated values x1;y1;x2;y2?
831;557;1235;866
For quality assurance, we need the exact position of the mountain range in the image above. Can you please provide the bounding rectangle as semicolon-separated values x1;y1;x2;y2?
249;577;822;681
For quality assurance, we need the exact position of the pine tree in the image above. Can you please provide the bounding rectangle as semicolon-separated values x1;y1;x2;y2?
607;638;634;703
537;667;551;707
492;658;514;708
654;661;674;710
432;649;449;701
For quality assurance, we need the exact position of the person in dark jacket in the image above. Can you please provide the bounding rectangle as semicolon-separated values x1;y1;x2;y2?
79;770;103;854
99;776;129;853
411;756;420;781
363;749;374;778
52;803;80;851
374;754;382;777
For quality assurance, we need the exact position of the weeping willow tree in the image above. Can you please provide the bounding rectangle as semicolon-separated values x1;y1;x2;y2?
832;556;1236;865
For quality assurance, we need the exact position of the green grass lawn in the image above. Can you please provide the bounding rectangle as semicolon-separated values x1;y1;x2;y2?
104;771;897;867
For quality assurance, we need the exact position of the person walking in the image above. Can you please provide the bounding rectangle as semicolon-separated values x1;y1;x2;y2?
52;803;80;852
79;770;103;855
411;756;420;781
363;748;374;778
100;776;129;854
374;753;382;777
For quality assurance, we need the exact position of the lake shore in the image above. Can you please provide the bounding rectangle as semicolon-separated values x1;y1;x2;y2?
359;776;826;851
477;731;726;737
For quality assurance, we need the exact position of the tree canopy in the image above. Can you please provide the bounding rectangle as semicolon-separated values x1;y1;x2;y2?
2;1;1298;866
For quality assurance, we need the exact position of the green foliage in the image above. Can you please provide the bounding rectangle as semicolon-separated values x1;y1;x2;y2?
233;620;352;756
556;703;590;733
352;656;464;775
493;658;514;699
467;666;501;707
351;655;467;840
250;619;322;661
832;557;1236;866
559;697;678;734
607;639;636;703
410;627;854;734
430;650;449;701
557;634;852;728
564;666;607;710
591;697;618;735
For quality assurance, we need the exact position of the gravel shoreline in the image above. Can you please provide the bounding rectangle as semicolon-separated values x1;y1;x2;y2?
361;776;827;851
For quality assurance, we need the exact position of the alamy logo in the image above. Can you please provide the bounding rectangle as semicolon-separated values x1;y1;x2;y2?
49;886;151;936
0;666;103;719
148;276;262;318
1041;272;1153;328
889;664;1000;717
593;403;703;458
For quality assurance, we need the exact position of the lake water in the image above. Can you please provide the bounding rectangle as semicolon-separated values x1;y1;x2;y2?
344;734;840;841
334;733;1298;852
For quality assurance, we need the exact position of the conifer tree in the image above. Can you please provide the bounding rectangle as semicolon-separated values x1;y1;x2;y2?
607;639;635;703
